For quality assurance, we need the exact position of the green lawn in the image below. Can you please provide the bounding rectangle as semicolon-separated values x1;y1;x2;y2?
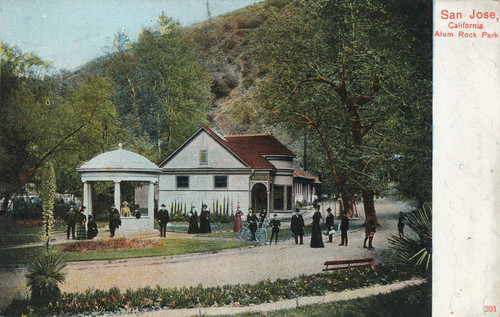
221;282;431;317
0;225;67;247
0;238;250;266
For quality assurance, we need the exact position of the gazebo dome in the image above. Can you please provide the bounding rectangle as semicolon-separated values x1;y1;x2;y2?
77;145;160;173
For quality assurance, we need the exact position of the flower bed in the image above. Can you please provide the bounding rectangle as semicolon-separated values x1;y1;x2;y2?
3;264;426;316
62;238;162;252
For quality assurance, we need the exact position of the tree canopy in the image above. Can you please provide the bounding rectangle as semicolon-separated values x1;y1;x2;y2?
253;0;431;211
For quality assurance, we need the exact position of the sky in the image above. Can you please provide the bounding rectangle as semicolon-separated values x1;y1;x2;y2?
0;0;264;71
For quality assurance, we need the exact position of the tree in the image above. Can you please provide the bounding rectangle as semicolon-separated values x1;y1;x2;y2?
105;15;211;161
254;0;432;223
1;43;121;210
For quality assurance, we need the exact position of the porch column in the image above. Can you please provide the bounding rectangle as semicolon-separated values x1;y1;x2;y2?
267;185;271;214
114;181;121;208
148;181;155;230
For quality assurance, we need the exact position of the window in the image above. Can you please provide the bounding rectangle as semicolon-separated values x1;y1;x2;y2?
200;150;207;165
176;176;189;188
214;175;228;188
287;186;293;210
274;185;284;210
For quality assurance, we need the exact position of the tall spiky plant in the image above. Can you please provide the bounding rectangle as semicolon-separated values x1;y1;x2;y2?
388;206;432;272
40;161;56;254
25;161;66;306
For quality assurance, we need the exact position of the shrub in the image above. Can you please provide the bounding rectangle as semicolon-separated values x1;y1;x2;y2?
388;206;432;273
5;263;424;315
25;254;67;306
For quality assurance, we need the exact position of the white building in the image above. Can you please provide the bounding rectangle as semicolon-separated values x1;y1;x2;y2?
159;126;319;216
77;127;319;232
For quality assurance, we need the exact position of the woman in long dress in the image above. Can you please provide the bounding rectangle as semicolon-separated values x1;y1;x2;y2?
310;207;324;248
188;206;198;234
233;205;244;233
76;207;87;240
199;204;211;233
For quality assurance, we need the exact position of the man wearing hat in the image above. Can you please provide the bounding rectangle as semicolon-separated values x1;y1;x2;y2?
157;204;170;237
290;208;305;245
269;213;281;244
109;204;121;238
325;207;335;243
247;208;258;241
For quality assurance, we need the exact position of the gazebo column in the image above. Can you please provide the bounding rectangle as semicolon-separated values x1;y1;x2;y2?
148;181;155;229
87;183;92;216
83;181;89;210
114;181;121;208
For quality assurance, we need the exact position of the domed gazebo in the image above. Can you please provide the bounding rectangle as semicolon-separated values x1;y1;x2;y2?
76;144;160;232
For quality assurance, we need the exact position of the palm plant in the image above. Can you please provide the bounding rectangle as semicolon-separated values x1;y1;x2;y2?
388;206;432;272
25;254;67;305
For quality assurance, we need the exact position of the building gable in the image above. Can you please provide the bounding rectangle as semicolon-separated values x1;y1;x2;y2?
160;129;248;169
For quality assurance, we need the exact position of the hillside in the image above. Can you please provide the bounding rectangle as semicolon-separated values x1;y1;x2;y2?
186;0;290;135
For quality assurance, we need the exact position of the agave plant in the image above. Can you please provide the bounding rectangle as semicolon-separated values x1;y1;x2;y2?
25;254;67;305
388;206;432;272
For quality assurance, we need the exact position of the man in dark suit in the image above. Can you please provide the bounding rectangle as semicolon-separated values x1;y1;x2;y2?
325;207;334;243
269;213;281;244
247;209;258;241
157;204;170;237
108;204;121;238
339;213;349;246
290;208;305;244
65;206;77;239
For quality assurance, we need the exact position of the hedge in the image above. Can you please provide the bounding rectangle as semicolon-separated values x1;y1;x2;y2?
3;263;426;316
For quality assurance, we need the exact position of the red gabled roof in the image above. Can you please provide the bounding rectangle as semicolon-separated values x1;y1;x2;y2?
204;126;295;169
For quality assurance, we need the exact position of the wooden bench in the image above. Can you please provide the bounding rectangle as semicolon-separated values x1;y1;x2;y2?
323;257;376;271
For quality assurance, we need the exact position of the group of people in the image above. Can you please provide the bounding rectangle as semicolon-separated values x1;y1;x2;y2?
64;206;98;240
290;206;354;249
154;204;213;237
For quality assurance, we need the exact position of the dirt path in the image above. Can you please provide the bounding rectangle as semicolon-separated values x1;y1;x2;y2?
0;198;413;312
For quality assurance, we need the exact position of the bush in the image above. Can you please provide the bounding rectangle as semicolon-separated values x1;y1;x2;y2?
25;254;67;306
388;206;432;274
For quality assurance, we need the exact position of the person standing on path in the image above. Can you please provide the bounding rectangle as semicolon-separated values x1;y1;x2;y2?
363;216;376;250
259;210;267;228
269;213;281;244
188;206;198;234
310;206;324;248
76;206;87;240
108;204;121;238
247;209;258;241
199;204;211;233
325;207;334;243
233;205;244;233
339;213;349;246
398;212;405;237
157;204;170;237
65;206;77;239
291;208;304;245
